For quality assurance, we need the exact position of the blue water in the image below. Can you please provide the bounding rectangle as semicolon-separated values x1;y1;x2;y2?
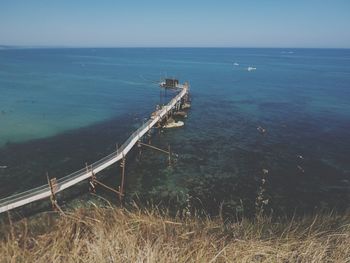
0;48;349;214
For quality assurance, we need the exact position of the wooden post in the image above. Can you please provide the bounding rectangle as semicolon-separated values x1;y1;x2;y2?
88;165;97;194
7;211;14;241
147;130;152;144
168;145;171;167
119;156;126;203
89;176;96;193
47;173;58;211
158;120;162;134
137;139;142;158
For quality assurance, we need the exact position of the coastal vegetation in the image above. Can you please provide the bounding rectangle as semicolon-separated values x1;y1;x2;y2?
1;203;349;262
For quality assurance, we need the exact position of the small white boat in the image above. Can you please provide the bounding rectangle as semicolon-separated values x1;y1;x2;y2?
248;67;256;72
233;62;239;66
164;120;184;128
257;126;266;134
0;165;7;169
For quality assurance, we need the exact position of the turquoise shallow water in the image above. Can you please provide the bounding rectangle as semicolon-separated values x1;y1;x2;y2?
0;48;349;214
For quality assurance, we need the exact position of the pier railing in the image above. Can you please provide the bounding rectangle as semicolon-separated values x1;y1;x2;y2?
0;86;188;213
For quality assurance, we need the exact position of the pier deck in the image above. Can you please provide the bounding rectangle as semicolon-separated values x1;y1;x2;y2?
0;85;189;214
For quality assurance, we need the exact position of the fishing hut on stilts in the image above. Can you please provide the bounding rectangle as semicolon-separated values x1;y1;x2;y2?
0;79;191;215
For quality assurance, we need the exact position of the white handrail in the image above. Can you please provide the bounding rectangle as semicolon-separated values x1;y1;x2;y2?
0;86;188;213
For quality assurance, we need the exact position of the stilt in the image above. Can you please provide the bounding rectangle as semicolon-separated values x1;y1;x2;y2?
168;145;171;167
157;119;162;134
147;130;152;144
90;161;123;196
7;211;14;241
89;176;96;193
138;142;173;166
85;163;96;193
119;156;126;203
46;173;63;214
93;179;122;196
137;139;142;158
0;81;189;215
47;173;56;210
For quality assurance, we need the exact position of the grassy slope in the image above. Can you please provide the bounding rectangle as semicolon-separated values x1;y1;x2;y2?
0;205;349;263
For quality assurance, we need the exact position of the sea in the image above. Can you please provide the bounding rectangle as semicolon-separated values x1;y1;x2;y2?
0;48;349;216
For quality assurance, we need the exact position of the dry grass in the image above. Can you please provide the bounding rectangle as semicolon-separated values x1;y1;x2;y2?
0;203;349;263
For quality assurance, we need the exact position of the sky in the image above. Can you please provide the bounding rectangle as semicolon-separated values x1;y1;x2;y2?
1;0;350;48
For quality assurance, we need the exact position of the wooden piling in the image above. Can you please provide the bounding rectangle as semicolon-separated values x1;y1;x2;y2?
92;179;123;196
119;156;126;203
46;173;64;214
0;82;189;215
168;145;171;167
137;139;142;158
47;173;56;210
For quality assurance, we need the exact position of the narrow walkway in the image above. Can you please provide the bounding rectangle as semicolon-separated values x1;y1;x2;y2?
0;85;189;213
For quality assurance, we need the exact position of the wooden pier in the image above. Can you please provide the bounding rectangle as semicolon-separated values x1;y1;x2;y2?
0;83;190;214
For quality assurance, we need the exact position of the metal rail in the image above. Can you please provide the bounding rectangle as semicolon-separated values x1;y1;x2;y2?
0;86;188;214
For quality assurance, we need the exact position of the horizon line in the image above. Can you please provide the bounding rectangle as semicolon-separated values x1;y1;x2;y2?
1;45;350;50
